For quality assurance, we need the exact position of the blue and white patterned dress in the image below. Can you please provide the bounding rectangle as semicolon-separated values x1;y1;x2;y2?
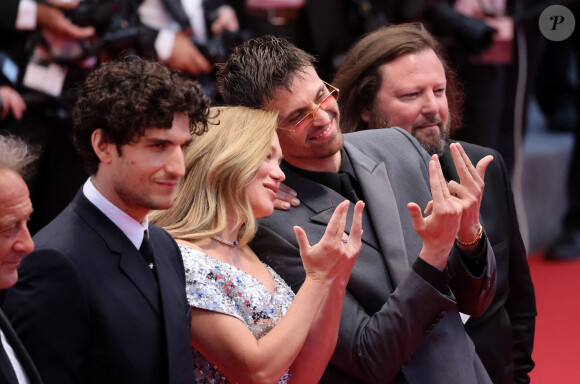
180;245;296;384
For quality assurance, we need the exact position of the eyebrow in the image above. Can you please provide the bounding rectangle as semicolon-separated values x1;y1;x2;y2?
280;84;328;124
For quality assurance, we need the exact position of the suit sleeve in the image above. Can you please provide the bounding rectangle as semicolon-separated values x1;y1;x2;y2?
255;224;463;383
496;152;536;383
0;0;20;30
448;236;497;316
4;249;90;384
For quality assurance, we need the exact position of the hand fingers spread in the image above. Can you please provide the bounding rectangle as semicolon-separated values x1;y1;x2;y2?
450;143;473;184
423;200;433;215
429;155;450;201
434;154;451;199
349;201;365;242
293;226;310;252
475;155;494;180
407;202;425;232
326;200;349;240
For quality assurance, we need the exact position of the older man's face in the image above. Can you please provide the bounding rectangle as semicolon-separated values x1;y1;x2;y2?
362;49;450;155
0;170;34;289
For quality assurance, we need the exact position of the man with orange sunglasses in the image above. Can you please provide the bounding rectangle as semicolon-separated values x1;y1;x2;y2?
217;35;496;384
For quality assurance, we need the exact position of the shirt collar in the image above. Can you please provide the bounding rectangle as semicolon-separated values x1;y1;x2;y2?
82;178;148;249
282;148;358;196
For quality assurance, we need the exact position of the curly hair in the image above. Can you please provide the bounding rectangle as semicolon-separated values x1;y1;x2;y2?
150;106;279;248
73;57;211;175
216;35;316;108
333;23;464;135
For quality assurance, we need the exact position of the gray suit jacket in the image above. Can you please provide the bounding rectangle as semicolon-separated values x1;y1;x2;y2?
252;128;496;383
3;190;195;384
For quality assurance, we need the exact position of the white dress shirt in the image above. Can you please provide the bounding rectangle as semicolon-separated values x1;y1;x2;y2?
82;178;148;250
0;329;30;384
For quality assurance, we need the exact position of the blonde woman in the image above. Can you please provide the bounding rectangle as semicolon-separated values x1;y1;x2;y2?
150;106;364;384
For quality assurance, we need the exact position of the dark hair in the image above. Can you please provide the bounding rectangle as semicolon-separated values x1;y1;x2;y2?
333;23;463;134
73;57;211;175
216;35;316;108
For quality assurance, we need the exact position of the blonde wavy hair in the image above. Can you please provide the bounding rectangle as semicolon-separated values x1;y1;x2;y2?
150;106;279;247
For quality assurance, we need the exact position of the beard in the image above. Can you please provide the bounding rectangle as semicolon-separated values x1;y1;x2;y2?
367;107;450;156
411;116;450;156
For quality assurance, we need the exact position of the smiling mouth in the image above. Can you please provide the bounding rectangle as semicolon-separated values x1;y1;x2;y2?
264;184;278;194
311;123;332;139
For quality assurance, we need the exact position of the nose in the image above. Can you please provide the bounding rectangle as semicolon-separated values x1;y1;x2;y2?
271;163;286;182
311;106;332;126
422;92;438;115
13;224;34;256
166;145;186;178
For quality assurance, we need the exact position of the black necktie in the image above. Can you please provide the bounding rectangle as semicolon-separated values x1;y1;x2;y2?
0;333;19;384
139;230;157;280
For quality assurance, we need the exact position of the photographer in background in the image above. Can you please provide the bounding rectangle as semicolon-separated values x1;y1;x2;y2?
0;0;137;235
136;0;244;102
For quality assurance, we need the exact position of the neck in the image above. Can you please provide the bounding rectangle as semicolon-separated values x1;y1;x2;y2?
90;175;148;222
284;151;342;173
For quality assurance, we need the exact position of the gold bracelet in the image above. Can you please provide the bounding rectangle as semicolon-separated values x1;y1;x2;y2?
456;224;483;246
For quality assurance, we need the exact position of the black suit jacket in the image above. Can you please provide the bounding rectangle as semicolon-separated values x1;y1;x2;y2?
440;141;536;384
0;308;42;384
0;0;19;30
3;190;195;384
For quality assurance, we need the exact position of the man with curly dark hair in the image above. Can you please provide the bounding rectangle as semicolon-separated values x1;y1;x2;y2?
3;57;211;384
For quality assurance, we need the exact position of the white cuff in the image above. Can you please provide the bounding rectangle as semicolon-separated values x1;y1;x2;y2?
15;0;37;30
155;29;176;62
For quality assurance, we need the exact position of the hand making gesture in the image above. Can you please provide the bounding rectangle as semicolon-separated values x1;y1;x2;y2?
295;200;365;287
407;154;463;270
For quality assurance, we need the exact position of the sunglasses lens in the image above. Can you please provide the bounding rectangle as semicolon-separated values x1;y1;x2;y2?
321;90;337;109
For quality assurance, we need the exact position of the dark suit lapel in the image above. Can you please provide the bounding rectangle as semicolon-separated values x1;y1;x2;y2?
0;309;42;384
282;165;379;249
440;143;460;183
344;143;410;286
148;228;192;382
71;191;161;316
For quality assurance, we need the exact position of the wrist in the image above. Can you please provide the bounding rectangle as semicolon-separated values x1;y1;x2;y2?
456;224;483;247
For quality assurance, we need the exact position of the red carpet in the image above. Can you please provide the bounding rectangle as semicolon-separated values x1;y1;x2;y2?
527;253;580;383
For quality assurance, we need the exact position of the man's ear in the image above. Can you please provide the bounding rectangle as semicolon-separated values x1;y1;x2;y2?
361;108;371;123
91;129;114;164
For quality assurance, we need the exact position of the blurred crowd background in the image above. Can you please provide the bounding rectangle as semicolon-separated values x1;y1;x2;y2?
1;0;578;258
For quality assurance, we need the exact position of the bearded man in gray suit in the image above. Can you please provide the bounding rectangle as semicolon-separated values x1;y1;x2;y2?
216;35;496;384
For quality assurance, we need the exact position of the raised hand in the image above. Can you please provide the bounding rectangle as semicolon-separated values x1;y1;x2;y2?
166;32;212;76
37;2;95;40
0;86;26;121
407;155;462;270
294;200;364;286
210;5;239;35
447;142;493;246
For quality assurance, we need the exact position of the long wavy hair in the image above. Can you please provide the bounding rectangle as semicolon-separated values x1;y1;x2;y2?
150;106;278;247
